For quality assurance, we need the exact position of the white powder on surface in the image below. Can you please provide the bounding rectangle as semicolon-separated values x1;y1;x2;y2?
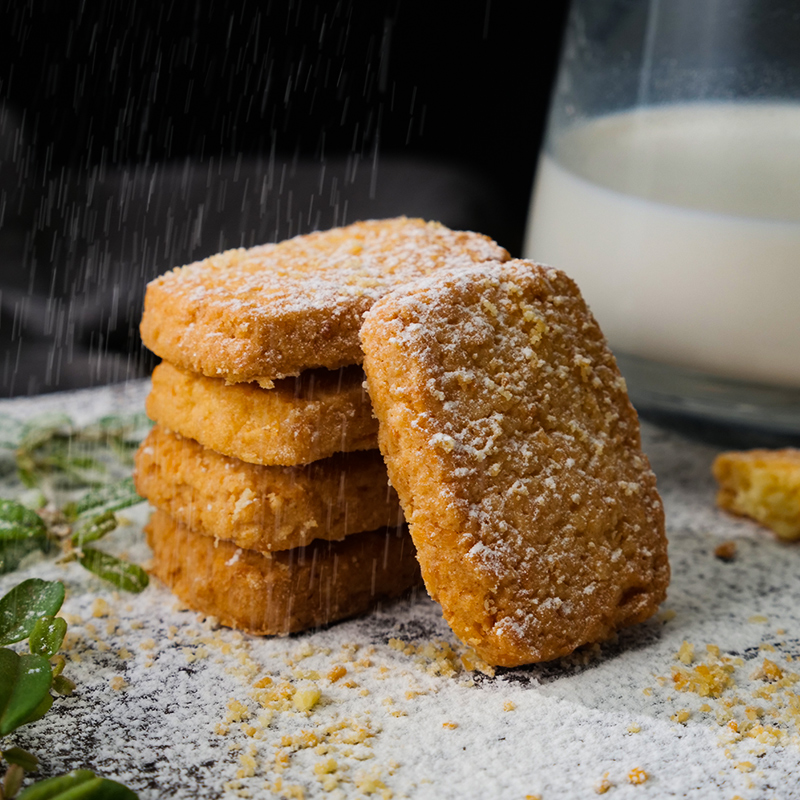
1;382;798;799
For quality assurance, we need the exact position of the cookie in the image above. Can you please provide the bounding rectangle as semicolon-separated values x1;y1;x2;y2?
146;510;422;635
360;260;669;667
134;426;402;552
713;448;800;540
146;362;377;466
140;218;509;383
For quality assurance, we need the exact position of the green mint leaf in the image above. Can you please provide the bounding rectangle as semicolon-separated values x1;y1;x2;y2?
17;770;138;800
64;479;142;522
17;690;53;727
78;550;148;593
17;466;38;489
0;580;65;646
2;746;39;771
70;511;118;548
28;617;67;658
16;415;74;454
51;675;75;696
0;501;50;574
0;650;52;735
0;501;47;536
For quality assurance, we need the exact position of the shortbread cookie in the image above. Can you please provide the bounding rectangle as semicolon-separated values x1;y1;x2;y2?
146;362;378;466
361;260;669;667
146;510;421;635
713;448;800;540
140;218;509;383
134;426;402;552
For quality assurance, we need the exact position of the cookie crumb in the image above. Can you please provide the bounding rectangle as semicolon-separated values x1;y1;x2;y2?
714;541;738;561
627;767;648;785
595;773;613;794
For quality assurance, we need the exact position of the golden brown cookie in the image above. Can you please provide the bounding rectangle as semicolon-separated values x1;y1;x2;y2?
145;362;378;466
134;426;402;552
713;448;800;539
146;510;422;635
360;259;669;667
140;218;509;383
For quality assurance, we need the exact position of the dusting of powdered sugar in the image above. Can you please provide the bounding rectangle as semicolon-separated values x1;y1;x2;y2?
1;382;800;798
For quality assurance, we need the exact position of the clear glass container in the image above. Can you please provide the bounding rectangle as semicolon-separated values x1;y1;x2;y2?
524;0;800;439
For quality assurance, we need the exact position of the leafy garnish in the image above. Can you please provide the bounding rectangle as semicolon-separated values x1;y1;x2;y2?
64;479;141;522
78;550;148;594
0;748;38;772
0;580;64;647
0;580;138;798
70;512;117;549
0;502;51;576
17;770;138;800
28;618;67;659
0;650;52;736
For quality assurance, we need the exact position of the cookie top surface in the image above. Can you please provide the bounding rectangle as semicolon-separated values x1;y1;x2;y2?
140;217;508;383
360;260;669;667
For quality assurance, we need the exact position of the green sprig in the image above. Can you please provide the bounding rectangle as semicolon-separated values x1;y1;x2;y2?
0;580;138;799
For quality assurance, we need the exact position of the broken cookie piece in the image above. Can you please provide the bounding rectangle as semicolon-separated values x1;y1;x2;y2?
713;448;800;540
360;260;669;667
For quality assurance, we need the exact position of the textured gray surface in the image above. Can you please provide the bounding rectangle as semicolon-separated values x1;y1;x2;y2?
0;381;797;799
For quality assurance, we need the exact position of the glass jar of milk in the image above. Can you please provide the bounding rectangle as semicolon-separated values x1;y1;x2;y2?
525;0;800;437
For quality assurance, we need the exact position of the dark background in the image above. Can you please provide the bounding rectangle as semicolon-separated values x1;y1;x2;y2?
0;0;571;396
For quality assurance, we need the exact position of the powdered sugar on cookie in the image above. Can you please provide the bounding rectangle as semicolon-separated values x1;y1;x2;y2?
140;218;509;383
361;260;669;667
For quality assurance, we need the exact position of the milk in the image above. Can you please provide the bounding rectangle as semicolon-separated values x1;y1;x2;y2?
524;103;800;389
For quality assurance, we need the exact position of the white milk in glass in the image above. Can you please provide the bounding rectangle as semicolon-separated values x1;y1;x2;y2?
524;103;800;388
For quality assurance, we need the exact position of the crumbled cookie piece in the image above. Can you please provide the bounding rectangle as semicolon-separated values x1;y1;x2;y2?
713;449;800;539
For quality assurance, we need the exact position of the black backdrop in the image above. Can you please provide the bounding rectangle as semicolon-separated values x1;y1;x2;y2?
0;0;570;395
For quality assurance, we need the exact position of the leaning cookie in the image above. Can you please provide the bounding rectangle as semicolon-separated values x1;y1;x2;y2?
141;217;509;384
146;362;378;466
146;510;421;635
134;425;402;552
360;260;669;667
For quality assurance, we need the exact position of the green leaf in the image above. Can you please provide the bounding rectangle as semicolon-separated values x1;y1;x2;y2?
51;675;75;696
17;690;53;727
17;466;38;489
0;501;47;536
17;770;138;800
50;655;65;678
70;511;117;548
0;580;65;646
16;415;74;454
64;479;143;522
1;746;39;771
29;617;67;658
78;550;148;593
0;649;52;735
0;501;50;575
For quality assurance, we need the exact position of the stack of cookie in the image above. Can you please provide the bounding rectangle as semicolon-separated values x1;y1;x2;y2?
134;218;509;634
